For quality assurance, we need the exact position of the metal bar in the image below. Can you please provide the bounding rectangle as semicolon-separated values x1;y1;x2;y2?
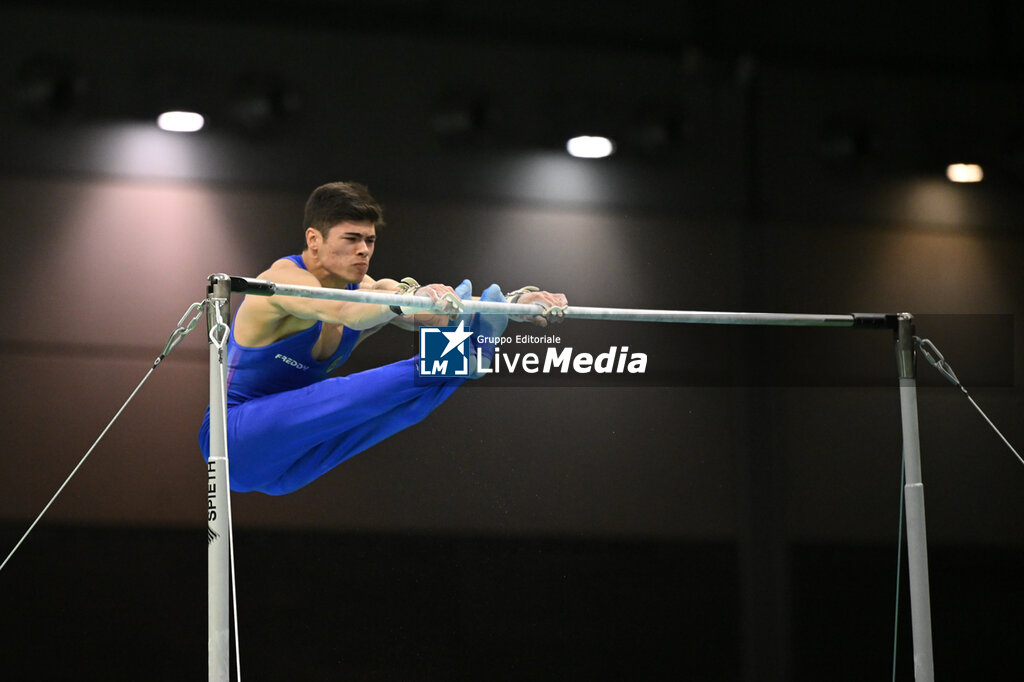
228;276;871;327
896;313;935;682
207;274;232;682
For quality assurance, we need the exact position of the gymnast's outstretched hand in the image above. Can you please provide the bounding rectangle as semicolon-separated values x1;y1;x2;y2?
505;286;569;328
414;282;465;316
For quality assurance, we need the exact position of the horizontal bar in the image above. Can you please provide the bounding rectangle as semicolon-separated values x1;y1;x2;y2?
227;275;894;328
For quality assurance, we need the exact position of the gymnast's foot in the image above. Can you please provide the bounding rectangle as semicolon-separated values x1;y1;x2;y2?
451;279;473;326
468;284;508;378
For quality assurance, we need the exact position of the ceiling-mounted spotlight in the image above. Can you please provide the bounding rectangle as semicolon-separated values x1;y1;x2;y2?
946;163;983;183
429;92;491;150
228;73;301;137
566;135;615;159
14;55;87;121
157;110;205;133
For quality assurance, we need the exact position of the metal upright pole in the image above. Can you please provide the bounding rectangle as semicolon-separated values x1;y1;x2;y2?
895;313;935;682
206;274;232;682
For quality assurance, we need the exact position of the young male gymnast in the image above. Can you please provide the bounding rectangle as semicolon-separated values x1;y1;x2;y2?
199;181;568;494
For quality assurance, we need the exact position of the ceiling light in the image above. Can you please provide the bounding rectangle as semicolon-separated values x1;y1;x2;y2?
14;56;86;121
157;111;205;133
229;74;301;137
946;163;983;183
566;135;615;159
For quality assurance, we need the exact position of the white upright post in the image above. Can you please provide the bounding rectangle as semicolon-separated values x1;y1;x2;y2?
206;274;232;682
895;313;935;682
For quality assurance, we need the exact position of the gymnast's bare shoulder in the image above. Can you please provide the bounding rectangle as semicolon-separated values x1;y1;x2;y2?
230;258;324;347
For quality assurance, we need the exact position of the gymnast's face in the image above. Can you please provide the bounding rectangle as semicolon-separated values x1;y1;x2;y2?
318;221;376;284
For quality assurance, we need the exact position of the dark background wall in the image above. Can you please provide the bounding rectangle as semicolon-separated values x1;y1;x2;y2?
1;2;1021;680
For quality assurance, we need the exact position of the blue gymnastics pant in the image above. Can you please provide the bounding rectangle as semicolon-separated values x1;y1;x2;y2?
202;357;464;495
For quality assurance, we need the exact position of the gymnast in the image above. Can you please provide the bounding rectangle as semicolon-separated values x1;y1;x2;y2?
198;181;568;495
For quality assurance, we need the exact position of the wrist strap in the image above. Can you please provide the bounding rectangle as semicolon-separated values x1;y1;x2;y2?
504;285;539;304
391;277;421;315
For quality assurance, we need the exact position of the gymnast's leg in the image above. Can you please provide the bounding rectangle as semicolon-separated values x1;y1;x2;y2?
224;359;462;493
223;283;509;494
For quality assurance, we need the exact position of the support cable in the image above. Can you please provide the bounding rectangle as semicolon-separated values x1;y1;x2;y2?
891;447;906;682
0;302;207;574
915;337;1023;467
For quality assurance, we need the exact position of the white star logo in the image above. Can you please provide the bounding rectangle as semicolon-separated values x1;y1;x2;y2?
439;320;473;358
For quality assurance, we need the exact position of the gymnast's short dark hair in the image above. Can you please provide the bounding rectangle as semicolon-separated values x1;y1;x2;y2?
303;181;385;241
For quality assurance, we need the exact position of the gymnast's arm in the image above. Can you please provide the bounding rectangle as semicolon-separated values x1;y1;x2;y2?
230;262;397;347
234;260;464;344
386;283;570;331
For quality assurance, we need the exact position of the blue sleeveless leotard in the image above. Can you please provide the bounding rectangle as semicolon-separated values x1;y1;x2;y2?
223;255;362;407
199;255;465;495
